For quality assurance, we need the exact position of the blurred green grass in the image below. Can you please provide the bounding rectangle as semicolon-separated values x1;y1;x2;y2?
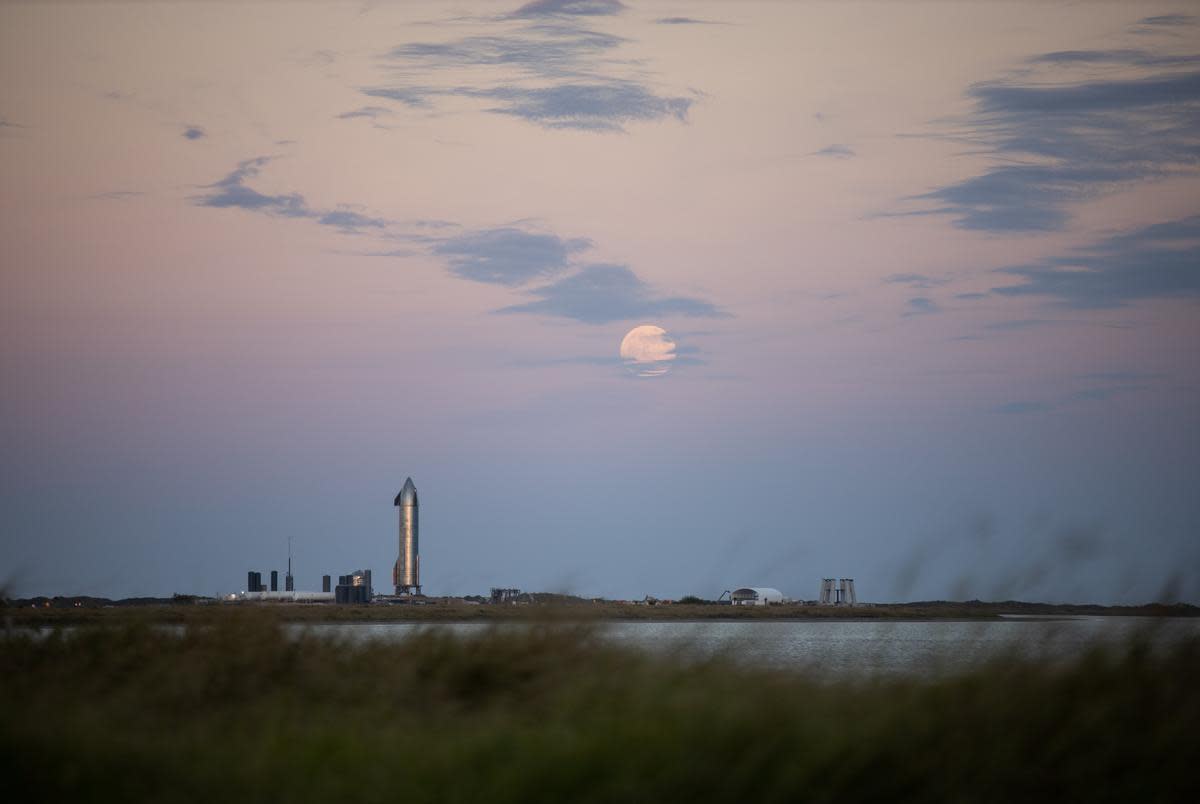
2;616;1196;803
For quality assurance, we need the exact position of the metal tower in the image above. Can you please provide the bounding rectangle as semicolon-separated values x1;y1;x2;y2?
393;477;420;595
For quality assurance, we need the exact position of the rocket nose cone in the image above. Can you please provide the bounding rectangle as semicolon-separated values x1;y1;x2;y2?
394;477;418;506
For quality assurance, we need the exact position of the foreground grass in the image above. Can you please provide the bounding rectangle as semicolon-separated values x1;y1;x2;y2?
2;617;1196;803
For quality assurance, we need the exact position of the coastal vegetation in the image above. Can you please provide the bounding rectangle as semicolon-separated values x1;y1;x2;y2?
5;596;1196;627
1;614;1196;802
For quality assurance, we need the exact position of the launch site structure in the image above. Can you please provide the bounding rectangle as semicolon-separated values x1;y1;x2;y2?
393;477;420;595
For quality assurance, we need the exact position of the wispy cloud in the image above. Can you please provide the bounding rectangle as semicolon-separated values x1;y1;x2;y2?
994;401;1052;414
195;157;309;217
316;208;388;232
434;227;591;285
655;17;724;26
910;49;1200;231
193;157;387;232
510;0;625;19
360;88;435;109
497;263;726;324
361;0;696;132
812;144;855;158
1079;370;1164;384
1066;384;1149;402
903;297;942;316
1136;14;1195;27
1031;49;1200;67
993;371;1158;413
466;83;691;131
991;216;1200;307
195;158;724;327
336;106;393;120
886;273;949;289
985;318;1061;332
384;27;625;77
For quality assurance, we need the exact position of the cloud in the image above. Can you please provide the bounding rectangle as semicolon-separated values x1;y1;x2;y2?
985;318;1060;331
182;125;206;140
991;216;1200;307
510;0;624;18
1079;370;1164;383
384;28;624;77
1031;49;1200;67
812;144;855;158
433;227;592;285
360;88;435;109
195;157;310;217
193;157;389;232
336;106;393;120
994;401;1052;414
1066;384;1149;402
362;2;696;133
1137;14;1194;27
954;292;988;300
655;17;722;25
497;263;725;324
316;208;388;232
912;55;1200;231
903;297;942;316
886;273;949;289
469;83;692;130
194;160;723;329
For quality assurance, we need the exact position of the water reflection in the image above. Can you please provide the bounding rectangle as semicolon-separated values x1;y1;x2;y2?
291;618;1200;676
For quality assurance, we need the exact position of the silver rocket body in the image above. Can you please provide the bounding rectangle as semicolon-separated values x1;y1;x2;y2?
393;477;420;595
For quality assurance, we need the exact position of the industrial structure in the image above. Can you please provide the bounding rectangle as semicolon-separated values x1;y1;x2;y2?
730;587;785;606
285;537;294;592
335;570;372;604
236;477;423;604
819;578;857;605
393;477;421;595
232;589;334;602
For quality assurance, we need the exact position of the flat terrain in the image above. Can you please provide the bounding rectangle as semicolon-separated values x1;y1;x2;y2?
5;597;1196;626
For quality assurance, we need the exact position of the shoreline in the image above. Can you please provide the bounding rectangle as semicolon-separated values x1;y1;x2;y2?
5;599;1196;627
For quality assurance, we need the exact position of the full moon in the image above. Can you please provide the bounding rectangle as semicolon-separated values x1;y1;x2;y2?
619;325;677;377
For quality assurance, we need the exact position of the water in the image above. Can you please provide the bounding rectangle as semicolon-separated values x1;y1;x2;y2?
292;617;1200;676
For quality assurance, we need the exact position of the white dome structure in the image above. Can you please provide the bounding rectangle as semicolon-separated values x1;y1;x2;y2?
730;587;785;606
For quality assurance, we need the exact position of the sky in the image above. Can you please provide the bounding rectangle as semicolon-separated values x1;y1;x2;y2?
1;1;1198;603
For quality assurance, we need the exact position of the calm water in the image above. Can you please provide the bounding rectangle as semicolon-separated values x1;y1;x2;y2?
294;617;1200;676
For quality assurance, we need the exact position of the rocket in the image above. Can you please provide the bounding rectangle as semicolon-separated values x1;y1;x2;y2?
393;477;420;595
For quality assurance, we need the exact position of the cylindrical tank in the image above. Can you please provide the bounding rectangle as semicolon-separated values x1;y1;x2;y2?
393;477;420;594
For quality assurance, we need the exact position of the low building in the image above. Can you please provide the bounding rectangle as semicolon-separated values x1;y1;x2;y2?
730;587;785;606
230;591;334;602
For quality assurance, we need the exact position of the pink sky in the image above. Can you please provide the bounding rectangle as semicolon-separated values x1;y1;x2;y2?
2;2;1197;602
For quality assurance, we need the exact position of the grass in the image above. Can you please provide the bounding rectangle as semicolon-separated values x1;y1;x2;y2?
6;597;1196;628
2;614;1197;803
